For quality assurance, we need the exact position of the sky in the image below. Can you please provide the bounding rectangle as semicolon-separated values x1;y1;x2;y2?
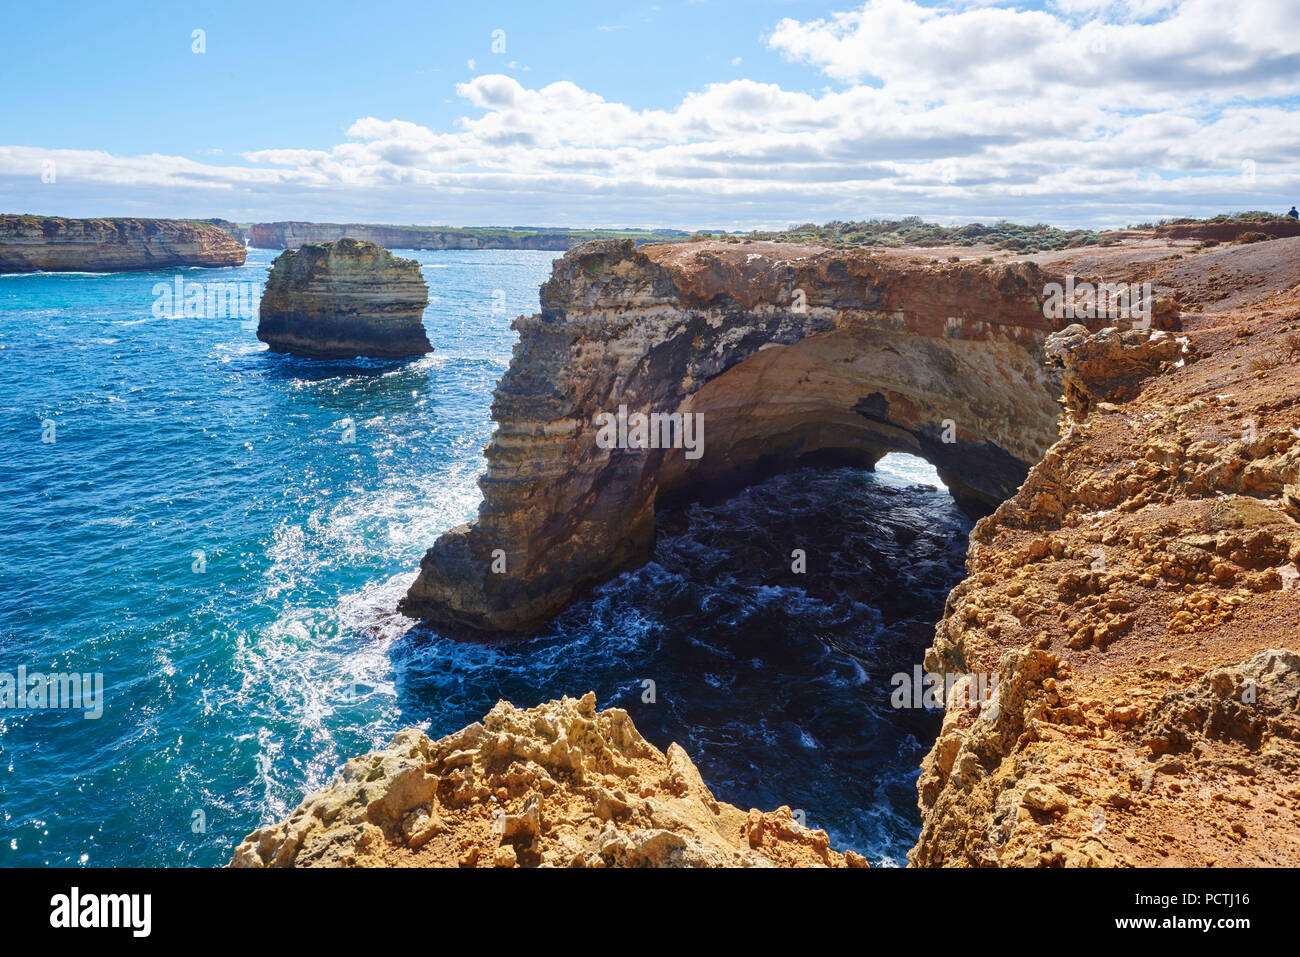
1;0;1297;230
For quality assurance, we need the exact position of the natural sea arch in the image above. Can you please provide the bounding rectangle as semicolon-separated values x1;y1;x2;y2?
400;240;1084;634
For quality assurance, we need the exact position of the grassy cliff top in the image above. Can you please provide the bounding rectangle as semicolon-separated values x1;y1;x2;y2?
718;217;1103;253
1128;210;1295;228
1;214;232;229
258;221;693;243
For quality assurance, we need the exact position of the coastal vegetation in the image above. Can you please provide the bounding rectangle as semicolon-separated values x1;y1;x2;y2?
715;217;1103;252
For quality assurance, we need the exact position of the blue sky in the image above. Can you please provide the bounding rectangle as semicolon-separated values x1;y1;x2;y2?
2;0;1297;229
0;1;834;156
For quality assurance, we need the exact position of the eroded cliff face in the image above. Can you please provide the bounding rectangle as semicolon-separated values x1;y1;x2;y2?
231;693;864;868
401;239;1101;634
257;238;431;359
910;256;1300;866
0;215;246;272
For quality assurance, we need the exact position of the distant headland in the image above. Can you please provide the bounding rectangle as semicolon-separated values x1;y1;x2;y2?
0;215;246;272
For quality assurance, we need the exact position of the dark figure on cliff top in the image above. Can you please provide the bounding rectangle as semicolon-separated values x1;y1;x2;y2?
1288;206;1299;220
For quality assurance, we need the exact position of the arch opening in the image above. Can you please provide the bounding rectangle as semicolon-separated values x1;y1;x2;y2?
401;239;1068;634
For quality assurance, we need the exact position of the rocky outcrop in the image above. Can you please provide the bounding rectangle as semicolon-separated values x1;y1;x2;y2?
910;272;1300;866
256;238;431;359
1045;323;1185;418
231;693;863;868
0;215;246;272
400;239;1113;634
249;221;678;251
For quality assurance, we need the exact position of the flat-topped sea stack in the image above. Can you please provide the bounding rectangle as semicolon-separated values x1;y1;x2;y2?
0;215;246;272
256;238;432;359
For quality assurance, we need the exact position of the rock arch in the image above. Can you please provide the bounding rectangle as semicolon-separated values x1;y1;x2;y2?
400;240;1082;634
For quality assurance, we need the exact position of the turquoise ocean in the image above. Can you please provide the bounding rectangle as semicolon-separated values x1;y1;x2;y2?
0;248;970;866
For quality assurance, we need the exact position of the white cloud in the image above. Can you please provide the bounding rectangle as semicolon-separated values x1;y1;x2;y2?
3;0;1297;229
766;0;1300;105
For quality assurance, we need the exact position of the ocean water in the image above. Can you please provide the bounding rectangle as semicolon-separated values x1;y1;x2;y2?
0;248;971;867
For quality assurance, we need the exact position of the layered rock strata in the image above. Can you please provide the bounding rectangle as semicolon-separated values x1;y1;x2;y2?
257;238;432;359
231;693;863;868
0;215;246;272
910;261;1300;866
401;239;1127;634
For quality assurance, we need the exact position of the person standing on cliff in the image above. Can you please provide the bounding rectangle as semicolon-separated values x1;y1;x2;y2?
1288;206;1299;219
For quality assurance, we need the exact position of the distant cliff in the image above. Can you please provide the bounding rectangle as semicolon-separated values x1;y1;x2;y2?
203;218;249;245
249;221;687;251
0;216;247;272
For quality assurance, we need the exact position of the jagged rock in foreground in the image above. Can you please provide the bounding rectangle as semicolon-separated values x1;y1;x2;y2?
911;258;1300;866
0;214;246;272
231;693;863;868
257;238;431;359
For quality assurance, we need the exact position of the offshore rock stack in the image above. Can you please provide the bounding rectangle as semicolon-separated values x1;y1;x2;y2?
256;237;432;359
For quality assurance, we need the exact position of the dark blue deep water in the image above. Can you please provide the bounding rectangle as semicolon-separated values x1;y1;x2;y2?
0;248;971;867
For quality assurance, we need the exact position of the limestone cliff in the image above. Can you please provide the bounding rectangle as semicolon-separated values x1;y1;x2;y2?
237;231;1300;869
0;215;246;272
910;239;1300;866
257;238;432;359
231;693;864;868
400;239;1117;634
203;218;248;245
